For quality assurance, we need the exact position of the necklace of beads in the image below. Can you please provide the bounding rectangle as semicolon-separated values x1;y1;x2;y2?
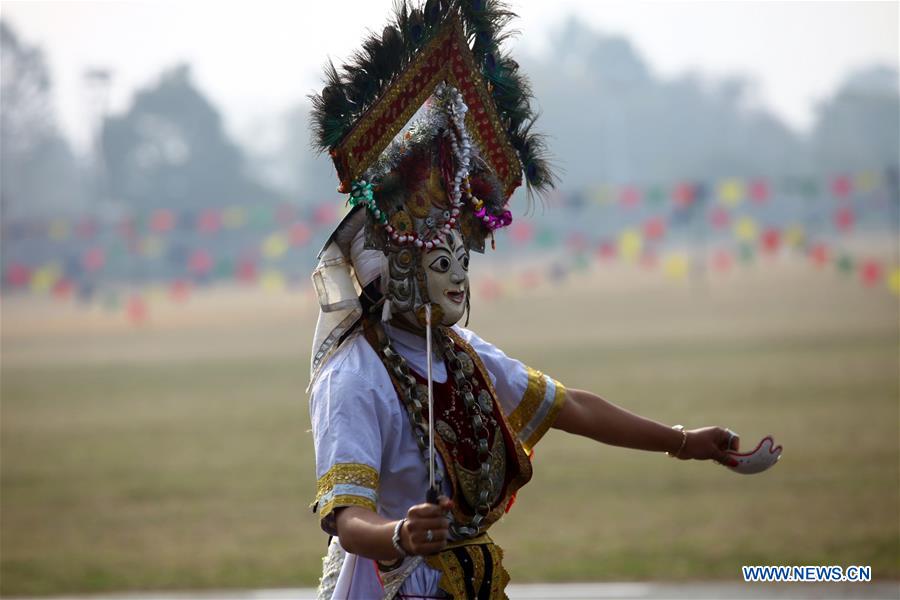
375;321;496;538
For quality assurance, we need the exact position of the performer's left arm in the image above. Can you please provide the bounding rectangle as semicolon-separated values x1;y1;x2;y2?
553;388;739;466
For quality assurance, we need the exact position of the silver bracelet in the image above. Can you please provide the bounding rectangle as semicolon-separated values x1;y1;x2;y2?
667;424;688;458
391;518;407;558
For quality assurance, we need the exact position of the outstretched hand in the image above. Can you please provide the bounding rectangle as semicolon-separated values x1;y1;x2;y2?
678;426;740;467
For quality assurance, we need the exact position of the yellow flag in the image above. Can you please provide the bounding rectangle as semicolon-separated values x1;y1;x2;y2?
31;264;61;292
263;233;289;258
888;268;900;295
855;171;879;193
784;225;805;248
261;269;286;292
734;217;758;242
663;253;689;280
618;228;642;262
718;179;744;207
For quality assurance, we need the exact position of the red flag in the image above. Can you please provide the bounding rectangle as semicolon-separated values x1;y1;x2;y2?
810;244;829;267
188;249;213;275
749;179;770;204
127;295;148;324
834;207;854;232
198;209;222;234
619;186;641;208
643;217;666;241
82;247;106;272
831;175;852;198
170;279;191;302
510;221;534;244
712;249;733;272
673;182;695;208
860;260;882;287
289;221;311;246
52;278;73;299
314;203;338;225
6;263;31;286
237;259;258;284
709;206;730;229
150;210;176;233
596;240;616;261
761;228;781;253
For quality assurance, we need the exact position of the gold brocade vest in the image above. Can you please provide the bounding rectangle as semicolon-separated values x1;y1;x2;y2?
362;323;534;599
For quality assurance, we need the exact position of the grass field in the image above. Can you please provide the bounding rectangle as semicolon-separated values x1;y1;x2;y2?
1;259;898;595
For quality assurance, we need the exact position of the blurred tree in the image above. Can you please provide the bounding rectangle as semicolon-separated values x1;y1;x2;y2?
101;64;279;209
523;19;812;189
0;20;85;220
281;102;342;203
812;66;900;173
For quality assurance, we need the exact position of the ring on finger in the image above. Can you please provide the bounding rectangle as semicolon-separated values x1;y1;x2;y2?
725;429;736;449
425;529;433;542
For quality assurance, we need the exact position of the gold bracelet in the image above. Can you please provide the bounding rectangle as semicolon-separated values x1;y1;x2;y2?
667;424;687;458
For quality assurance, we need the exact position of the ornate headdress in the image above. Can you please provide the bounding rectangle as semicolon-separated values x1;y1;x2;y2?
309;0;555;384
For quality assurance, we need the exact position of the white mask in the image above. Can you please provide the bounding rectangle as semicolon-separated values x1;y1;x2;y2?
422;230;469;326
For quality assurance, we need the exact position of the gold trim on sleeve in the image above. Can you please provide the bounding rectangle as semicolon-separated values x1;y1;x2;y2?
318;494;377;520
523;378;567;452
314;462;379;520
506;366;547;437
315;462;379;497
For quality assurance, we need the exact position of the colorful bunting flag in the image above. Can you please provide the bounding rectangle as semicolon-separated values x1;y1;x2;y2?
709;206;730;229
263;233;289;259
31;264;61;293
834;207;854;232
643;217;666;241
749;179;770;204
198;209;222;234
888;268;900;295
510;221;535;244
860;260;882;287
618;229;642;262
5;263;31;287
619;186;640;208
662;253;689;279
831;175;852;198
289;221;311;246
718;179;743;206
150;209;176;233
810;244;829;267
261;269;286;292
126;294;148;324
761;228;781;253
188;249;213;275
711;248;733;272
734;217;758;242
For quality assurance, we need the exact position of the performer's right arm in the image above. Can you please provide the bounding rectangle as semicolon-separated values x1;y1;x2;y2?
335;497;453;560
310;343;452;560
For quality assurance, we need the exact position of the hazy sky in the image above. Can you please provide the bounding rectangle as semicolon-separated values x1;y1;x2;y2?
2;0;897;153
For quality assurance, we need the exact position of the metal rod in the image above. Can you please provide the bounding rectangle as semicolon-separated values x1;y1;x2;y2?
425;303;435;494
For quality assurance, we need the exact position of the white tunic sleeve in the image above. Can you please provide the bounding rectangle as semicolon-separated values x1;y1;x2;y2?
309;333;391;535
452;326;567;452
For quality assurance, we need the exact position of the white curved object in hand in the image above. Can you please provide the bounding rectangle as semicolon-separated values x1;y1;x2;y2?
725;435;782;475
